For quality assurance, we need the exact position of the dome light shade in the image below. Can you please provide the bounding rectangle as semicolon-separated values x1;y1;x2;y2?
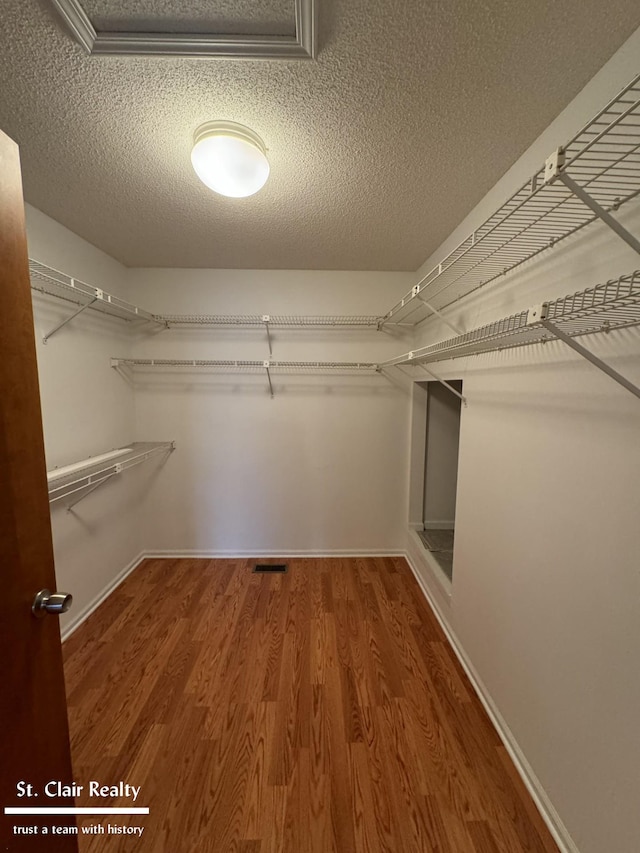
191;121;270;198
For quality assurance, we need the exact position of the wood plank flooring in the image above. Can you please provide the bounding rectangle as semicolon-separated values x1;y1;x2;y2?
63;557;558;852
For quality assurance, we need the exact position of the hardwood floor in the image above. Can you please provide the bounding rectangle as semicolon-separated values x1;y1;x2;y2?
63;557;558;852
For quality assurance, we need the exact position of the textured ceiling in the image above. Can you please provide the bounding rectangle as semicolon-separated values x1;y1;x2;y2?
83;0;296;36
0;1;639;270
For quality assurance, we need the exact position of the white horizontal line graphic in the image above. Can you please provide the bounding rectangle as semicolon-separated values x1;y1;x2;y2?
5;807;149;815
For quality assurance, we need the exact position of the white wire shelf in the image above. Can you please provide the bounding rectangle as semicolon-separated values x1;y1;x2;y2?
111;359;380;398
29;259;164;342
48;441;175;508
159;314;383;328
382;270;640;400
111;358;379;372
29;258;384;349
382;73;640;327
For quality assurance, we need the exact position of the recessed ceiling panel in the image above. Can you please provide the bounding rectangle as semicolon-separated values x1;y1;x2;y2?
82;0;296;37
47;0;314;58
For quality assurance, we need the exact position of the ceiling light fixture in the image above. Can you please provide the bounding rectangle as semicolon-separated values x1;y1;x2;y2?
191;121;270;198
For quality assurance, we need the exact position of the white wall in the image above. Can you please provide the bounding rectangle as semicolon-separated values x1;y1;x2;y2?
26;205;148;635
128;269;413;554
406;28;640;853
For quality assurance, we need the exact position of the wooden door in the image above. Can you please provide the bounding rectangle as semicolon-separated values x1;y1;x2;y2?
0;130;78;850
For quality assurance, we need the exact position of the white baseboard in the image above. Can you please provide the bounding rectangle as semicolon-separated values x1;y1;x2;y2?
403;549;578;853
143;548;405;559
60;551;145;642
423;520;455;530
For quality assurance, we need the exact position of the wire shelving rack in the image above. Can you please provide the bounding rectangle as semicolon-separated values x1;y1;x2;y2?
381;73;640;328
29;259;386;349
382;270;640;400
111;358;381;398
112;358;379;370
158;314;384;355
48;441;175;509
29;259;164;342
160;314;381;328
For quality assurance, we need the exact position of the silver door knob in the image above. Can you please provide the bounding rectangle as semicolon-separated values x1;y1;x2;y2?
32;589;73;618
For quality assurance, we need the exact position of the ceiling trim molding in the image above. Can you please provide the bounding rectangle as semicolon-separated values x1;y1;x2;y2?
49;0;316;59
50;0;96;53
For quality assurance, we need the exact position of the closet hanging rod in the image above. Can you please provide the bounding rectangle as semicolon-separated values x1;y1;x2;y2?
380;71;640;329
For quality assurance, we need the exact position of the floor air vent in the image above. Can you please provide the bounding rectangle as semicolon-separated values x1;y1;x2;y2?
253;563;288;573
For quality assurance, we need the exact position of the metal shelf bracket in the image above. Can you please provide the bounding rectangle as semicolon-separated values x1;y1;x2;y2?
559;172;640;256
543;147;566;184
43;293;99;343
66;471;117;512
544;146;640;257
262;315;273;356
110;357;131;383
264;361;275;398
541;318;640;400
394;352;468;405
413;285;464;335
417;364;467;406
525;299;640;399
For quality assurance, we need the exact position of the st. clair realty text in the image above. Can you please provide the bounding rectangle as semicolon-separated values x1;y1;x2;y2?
16;781;142;801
